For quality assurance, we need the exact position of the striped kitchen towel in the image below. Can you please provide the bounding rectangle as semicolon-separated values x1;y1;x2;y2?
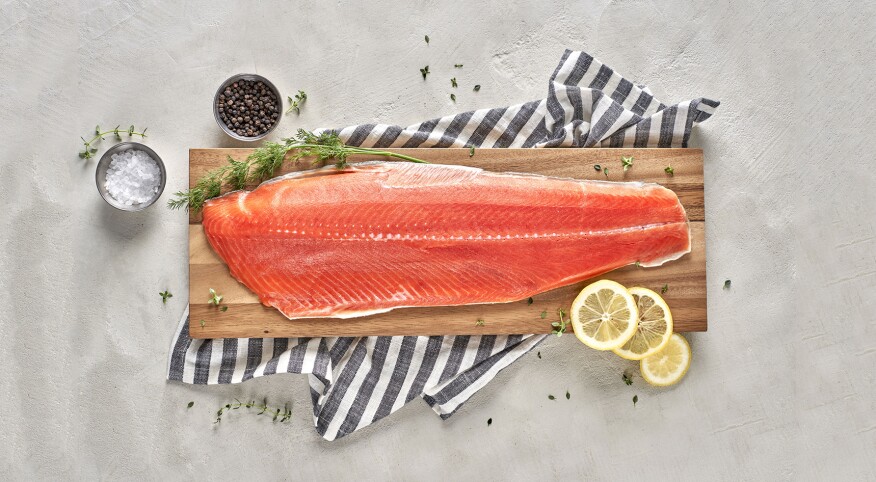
167;49;719;441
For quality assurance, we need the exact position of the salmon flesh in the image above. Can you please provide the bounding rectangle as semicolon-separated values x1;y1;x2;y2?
201;161;690;319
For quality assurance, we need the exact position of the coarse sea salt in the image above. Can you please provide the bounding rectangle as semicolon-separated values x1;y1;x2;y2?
104;149;161;205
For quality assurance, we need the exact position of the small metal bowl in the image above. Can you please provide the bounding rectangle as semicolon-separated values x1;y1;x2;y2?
95;142;166;212
213;73;282;141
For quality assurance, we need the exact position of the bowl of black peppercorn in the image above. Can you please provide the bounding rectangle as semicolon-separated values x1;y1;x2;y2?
213;73;282;141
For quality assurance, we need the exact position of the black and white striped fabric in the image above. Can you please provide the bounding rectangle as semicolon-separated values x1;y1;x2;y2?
167;49;718;441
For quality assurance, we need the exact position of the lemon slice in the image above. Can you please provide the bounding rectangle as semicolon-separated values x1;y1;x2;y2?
570;279;638;350
640;333;691;386
612;287;673;360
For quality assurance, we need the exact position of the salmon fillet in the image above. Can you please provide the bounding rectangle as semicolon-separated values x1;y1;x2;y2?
201;161;690;319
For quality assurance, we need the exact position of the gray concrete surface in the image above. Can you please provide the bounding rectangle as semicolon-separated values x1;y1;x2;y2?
1;0;874;479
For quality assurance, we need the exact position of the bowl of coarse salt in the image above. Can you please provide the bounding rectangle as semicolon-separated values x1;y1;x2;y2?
95;142;166;211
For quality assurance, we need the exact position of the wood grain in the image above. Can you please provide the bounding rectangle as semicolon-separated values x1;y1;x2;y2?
188;148;706;339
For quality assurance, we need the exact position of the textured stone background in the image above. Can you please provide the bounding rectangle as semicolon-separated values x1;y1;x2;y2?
1;0;874;479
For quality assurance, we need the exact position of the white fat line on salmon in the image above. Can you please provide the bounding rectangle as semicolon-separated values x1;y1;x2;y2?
260;220;688;241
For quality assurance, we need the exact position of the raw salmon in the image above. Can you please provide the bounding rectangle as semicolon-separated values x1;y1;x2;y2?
201;162;690;319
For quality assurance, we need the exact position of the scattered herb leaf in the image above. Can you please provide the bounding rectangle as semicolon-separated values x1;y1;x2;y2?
79;124;147;159
187;401;194;409
450;93;456;102
199;320;206;328
169;130;428;212
220;306;228;312
548;395;556;400
565;390;570;400
420;65;430;80
208;288;223;306
475;318;485;327
622;155;634;172
603;167;609;177
487;418;492;426
285;90;307;115
661;284;668;294
160;290;173;304
537;351;541;359
451;77;458;88
724;279;731;290
665;165;674;176
424;35;430;44
527;297;533;305
469;146;475;157
540;310;547;319
594;164;601;172
215;398;292;424
633;394;638;406
473;85;481;92
634;261;642;268
622;371;633;386
550;308;568;336
454;64;463;68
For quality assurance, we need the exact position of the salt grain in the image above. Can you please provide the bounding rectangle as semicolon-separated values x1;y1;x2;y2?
104;149;161;205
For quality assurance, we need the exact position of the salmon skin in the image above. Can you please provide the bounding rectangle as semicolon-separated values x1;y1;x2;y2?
202;161;691;319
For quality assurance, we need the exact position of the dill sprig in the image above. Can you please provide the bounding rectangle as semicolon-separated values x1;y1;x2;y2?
168;129;429;212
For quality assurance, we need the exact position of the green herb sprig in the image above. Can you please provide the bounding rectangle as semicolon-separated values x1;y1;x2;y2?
420;65;430;80
451;77;458;88
285;90;307;115
622;371;633;386
160;290;173;304
622;155;633;171
215;398;292;424
550;308;568;336
79;124;147;159
208;288;223;306
665;165;674;176
168;129;428;212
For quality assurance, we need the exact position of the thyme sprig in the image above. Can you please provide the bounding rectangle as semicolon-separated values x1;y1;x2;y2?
285;90;307;115
79;124;147;159
168;129;428;212
550;308;569;336
215;398;292;424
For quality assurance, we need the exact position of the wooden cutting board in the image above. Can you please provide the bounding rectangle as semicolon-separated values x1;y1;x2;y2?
189;148;706;339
